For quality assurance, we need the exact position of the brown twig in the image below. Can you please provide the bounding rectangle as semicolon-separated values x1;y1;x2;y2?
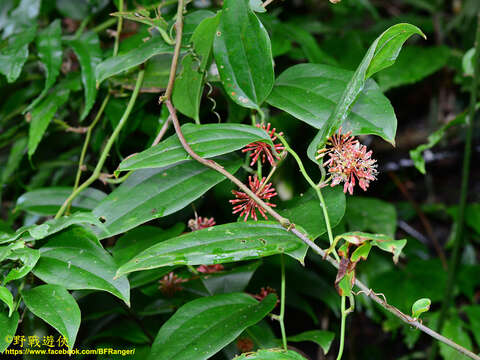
160;2;480;359
152;115;172;146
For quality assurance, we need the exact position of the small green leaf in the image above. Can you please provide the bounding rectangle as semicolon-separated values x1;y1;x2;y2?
0;286;14;317
27;20;63;111
234;349;307;359
67;32;102;120
287;330;335;354
462;48;475;76
307;23;425;161
213;0;274;109
116;123;272;172
116;222;308;277
93;155;242;238
16;187;106;215
0;211;106;245
0;311;19;352
411;298;431;319
173;13;220;121
33;226;130;306
96;36;172;86
0;26;36;82
21;284;81;349
350;242;372;262
148;293;277;360
4;247;40;284
28;85;71;159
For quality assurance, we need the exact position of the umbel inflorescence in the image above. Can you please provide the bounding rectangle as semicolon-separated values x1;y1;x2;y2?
316;127;378;195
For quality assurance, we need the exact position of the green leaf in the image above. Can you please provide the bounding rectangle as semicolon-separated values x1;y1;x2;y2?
112;224;185;266
67;32;102;120
439;316;472;360
116;222;308;277
350;241;372;262
93;155;242;238
173;13;220;122
0;211;106;245
0;286;14;317
4;247;40;284
307;23;425;160
345;197;397;237
287;330;335;354
279;187;346;239
0;311;19;352
411;298;431;319
96;36;172;86
201;261;261;295
148;293;277;360
266;64;396;143
33;226;130;305
27;20;63;111
410;110;468;174
21;284;81;349
0;25;36;82
234;349;307;359
249;0;266;13
462;48;475;76
377;46;450;91
27;86;71;159
16;187;106;215
117;123;271;172
213;0;274;109
464;305;480;347
2;0;40;38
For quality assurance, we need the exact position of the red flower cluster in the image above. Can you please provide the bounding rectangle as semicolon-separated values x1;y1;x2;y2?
158;272;186;297
188;216;216;231
196;264;224;274
242;123;285;166
230;176;277;221
316;128;378;195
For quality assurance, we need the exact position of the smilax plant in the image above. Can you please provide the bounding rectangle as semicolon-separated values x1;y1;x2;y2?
0;0;479;359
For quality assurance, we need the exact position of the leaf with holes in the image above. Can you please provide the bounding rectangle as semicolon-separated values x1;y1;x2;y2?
116;123;271;172
21;285;80;349
33;226;130;305
148;293;277;360
116;222;309;277
213;0;274;109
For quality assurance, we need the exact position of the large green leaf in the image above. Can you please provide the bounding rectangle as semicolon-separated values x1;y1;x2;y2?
148;293;277;360
377;46;450;91
116;222;309;277
307;23;425;161
16;187;106;215
4;247;40;284
201;261;261;295
96;35;172;86
117;123;271;172
439;316;473;360
234;349;307;360
345;197;397;237
94;155;241;238
464;305;480;347
0;25;36;82
267;63;396;146
279;186;346;239
27;20;63;111
213;0;274;109
67;32;102;120
33;226;130;305
0;311;19;352
0;211;106;245
287;330;335;354
173;13;220;122
21;284;81;349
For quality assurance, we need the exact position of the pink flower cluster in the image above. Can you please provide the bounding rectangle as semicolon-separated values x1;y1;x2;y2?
242;123;285;167
316;128;378;195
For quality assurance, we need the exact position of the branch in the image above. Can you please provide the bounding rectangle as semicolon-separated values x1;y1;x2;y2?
162;3;480;359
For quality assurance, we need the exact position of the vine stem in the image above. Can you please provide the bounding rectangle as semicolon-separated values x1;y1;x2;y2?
55;70;145;219
428;13;480;360
279;254;288;351
162;2;480;358
336;296;347;360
